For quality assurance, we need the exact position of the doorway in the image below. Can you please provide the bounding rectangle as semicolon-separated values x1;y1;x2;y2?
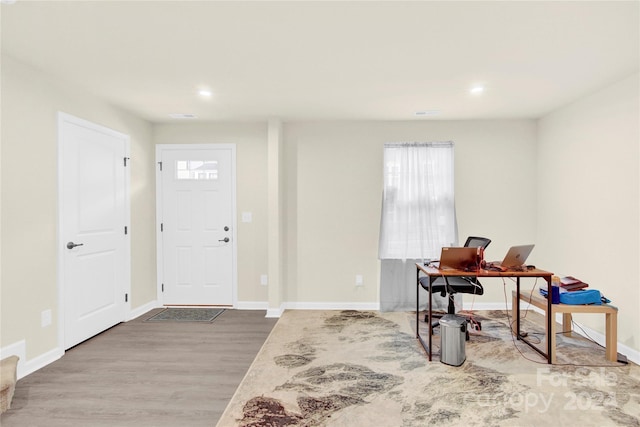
156;144;237;306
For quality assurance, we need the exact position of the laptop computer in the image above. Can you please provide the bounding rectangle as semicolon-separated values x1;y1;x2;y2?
438;247;482;271
491;244;535;270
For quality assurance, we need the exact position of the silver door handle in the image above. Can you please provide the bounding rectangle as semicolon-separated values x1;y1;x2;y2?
218;237;230;243
66;242;84;249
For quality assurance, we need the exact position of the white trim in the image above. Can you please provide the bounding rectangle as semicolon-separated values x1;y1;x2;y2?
236;301;269;310
0;340;63;380
19;347;64;380
266;305;285;318
128;300;161;321
57;112;131;351
154;145;164;306
573;324;639;365
467;301;640;365
155;144;238;307
283;302;381;311
124;141;131;316
0;340;26;379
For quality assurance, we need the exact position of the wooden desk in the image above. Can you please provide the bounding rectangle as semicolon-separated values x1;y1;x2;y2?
416;263;553;362
513;290;618;362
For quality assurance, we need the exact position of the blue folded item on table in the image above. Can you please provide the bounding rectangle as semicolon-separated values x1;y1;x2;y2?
559;289;602;305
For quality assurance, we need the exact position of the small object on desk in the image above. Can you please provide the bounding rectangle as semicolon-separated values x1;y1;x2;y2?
560;275;589;291
559;289;602;305
485;262;507;272
539;286;560;304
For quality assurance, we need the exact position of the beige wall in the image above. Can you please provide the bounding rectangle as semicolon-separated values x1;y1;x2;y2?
537;73;639;350
0;55;156;359
284;120;538;305
153;123;269;304
151;119;538;307
2;51;637;365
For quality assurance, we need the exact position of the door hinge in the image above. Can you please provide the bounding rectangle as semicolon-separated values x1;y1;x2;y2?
162;283;164;292
124;226;128;235
160;223;163;232
125;293;128;302
158;161;163;171
124;157;130;167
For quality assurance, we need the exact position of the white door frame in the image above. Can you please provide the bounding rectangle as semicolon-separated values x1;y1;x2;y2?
56;112;131;350
155;143;238;307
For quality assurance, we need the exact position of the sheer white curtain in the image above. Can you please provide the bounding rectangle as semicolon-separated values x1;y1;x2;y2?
378;142;458;311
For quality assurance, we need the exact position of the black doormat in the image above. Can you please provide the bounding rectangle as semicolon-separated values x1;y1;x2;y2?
145;308;225;322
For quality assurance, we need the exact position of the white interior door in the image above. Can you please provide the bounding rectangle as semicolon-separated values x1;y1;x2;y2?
158;145;236;306
59;113;129;349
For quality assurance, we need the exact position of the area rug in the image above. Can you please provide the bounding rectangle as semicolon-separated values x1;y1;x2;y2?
216;309;640;427
145;307;225;322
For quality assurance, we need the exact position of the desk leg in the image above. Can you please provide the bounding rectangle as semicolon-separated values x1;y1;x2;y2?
513;276;553;364
511;291;518;336
550;306;557;364
546;277;552;364
416;266;419;340
516;279;521;342
605;312;617;362
562;314;572;336
428;278;433;361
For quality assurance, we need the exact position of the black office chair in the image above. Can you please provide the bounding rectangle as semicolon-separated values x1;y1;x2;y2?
419;236;491;333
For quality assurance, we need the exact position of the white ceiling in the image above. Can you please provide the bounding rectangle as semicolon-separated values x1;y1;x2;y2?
2;1;638;123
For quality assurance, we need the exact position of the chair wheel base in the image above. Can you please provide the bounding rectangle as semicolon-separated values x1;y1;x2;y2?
469;321;482;331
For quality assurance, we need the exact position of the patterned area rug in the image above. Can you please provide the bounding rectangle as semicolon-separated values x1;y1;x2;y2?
145;307;225;322
217;310;640;426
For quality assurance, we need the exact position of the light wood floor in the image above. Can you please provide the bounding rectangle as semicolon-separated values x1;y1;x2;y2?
0;308;277;427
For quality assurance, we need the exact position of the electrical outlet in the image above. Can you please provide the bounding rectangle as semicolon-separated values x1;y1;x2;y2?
355;275;363;286
41;309;52;327
260;274;268;286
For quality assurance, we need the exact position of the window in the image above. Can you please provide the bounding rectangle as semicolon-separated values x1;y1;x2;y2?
175;160;219;180
378;142;457;260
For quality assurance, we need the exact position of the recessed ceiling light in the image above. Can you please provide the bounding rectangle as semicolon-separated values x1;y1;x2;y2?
470;85;485;95
169;113;197;119
198;89;213;97
415;110;440;116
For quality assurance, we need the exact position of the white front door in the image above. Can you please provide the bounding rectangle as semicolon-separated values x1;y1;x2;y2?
157;145;236;306
59;113;129;349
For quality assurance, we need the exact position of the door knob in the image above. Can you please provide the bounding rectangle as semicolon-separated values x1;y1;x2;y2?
224;226;229;231
218;237;230;243
66;241;84;249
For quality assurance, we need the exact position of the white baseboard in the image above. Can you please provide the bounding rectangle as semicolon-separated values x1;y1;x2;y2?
20;347;64;379
236;301;269;310
0;340;26;379
128;300;160;321
465;301;640;365
283;301;381;311
266;305;285;318
244;301;381;318
0;340;63;380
